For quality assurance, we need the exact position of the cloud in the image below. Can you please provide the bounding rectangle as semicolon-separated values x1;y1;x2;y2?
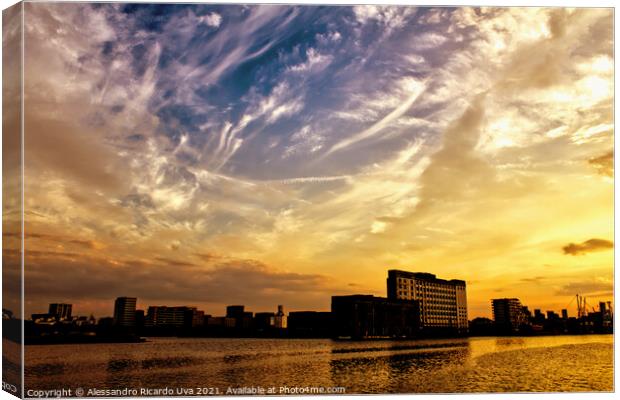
4;232;103;250
268;175;352;185
120;193;156;209
412;32;448;50
414;94;491;212
352;5;415;34
18;5;614;319
211;81;305;169
193;252;222;262
155;257;197;267
282;125;326;158
288;48;333;74
25;117;128;194
24;253;345;315
588;151;613;177
520;276;546;284
325;78;426;156
556;279;613;296
198;12;222;28
562;238;613;256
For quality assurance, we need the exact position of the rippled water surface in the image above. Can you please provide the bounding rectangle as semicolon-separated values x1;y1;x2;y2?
25;335;613;394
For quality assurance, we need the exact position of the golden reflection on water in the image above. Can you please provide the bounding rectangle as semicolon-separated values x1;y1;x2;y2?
24;335;613;394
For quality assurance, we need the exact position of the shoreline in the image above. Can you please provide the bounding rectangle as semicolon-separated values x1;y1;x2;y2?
19;331;614;345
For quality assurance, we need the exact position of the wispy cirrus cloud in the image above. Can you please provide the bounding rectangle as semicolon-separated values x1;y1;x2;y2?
324;78;427;156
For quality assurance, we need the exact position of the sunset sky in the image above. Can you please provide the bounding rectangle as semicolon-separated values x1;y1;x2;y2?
7;4;613;319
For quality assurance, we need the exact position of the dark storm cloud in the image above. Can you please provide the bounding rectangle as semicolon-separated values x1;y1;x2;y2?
562;238;613;256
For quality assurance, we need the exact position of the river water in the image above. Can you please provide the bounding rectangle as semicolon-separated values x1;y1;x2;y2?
24;335;612;394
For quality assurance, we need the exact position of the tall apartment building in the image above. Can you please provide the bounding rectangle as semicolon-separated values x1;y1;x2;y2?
492;298;526;333
113;297;137;327
387;270;468;333
48;303;72;321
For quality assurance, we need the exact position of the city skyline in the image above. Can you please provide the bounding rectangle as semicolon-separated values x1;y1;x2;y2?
4;5;613;319
25;271;608;321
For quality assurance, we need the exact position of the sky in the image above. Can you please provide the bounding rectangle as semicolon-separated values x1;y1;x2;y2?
4;4;613;319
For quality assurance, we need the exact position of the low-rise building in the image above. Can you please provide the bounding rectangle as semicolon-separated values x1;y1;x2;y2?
288;311;332;338
331;295;419;339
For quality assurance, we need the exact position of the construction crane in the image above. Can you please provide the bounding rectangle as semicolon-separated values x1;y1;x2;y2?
576;294;585;318
575;294;596;318
575;294;603;318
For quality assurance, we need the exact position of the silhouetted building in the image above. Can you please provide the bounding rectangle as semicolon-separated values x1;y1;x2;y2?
226;305;246;319
288;311;332;337
469;317;494;336
226;305;253;329
191;310;206;327
206;317;236;328
331;295;420;339
598;302;613;330
74;315;96;327
492;298;527;333
49;303;72;321
561;309;568;319
387;270;468;333
254;312;275;330
533;309;545;324
113;297;137;327
274;305;287;329
97;317;115;328
135;310;145;329
546;310;559;320
145;306;200;328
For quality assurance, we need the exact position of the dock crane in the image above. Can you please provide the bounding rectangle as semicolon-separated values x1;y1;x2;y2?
575;294;598;318
576;294;587;318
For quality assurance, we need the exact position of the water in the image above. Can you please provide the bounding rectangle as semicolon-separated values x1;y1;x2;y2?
24;335;613;394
